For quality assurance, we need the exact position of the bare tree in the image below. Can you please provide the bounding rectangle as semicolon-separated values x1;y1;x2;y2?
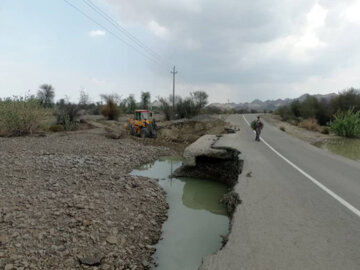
79;90;90;107
100;93;121;105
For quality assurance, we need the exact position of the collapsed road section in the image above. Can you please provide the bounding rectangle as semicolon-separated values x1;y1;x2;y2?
136;132;243;270
173;132;243;216
173;134;244;217
173;134;243;187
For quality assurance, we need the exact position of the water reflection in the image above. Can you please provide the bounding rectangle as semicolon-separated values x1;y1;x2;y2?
130;157;229;270
180;177;228;215
314;138;360;161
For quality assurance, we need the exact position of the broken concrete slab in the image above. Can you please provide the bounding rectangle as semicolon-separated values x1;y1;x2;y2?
182;135;230;166
212;133;242;154
173;134;243;187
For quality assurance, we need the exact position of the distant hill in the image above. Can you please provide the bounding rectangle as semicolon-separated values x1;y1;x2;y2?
208;93;338;112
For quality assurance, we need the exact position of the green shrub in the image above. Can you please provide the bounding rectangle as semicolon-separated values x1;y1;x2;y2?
274;89;360;126
0;97;49;136
250;120;256;130
101;99;120;120
49;124;65;132
276;105;295;121
159;91;209;120
299;96;319;119
159;97;172;120
330;109;360;137
120;94;137;114
177;97;199;119
55;101;80;130
330;88;360;114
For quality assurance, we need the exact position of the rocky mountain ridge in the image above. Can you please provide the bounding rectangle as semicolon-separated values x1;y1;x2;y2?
209;93;337;111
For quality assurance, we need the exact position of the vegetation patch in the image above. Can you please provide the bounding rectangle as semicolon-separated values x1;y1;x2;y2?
159;91;209;120
298;118;321;132
330;109;360;138
0;96;49;136
101;98;120;121
55;100;81;130
275;88;360;137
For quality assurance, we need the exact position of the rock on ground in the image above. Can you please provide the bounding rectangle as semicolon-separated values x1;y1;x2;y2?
0;130;175;269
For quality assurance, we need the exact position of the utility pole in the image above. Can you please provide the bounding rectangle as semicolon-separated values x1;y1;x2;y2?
171;66;178;119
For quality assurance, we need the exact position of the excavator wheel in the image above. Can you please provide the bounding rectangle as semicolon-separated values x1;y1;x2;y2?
140;128;149;138
129;125;135;136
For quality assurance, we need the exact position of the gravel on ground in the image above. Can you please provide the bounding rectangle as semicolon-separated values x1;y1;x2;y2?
0;128;175;270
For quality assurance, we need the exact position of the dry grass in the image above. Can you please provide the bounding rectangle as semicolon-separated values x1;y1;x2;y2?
0;98;50;136
298;118;321;132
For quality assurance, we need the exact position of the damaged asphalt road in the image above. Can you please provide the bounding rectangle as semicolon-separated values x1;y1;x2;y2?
201;114;360;270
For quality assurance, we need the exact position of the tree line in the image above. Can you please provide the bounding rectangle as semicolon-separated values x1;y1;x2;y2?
0;83;209;136
275;88;360;137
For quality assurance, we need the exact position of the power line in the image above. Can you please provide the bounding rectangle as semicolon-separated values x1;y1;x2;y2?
80;0;195;91
64;0;196;96
82;0;184;76
63;0;161;65
82;0;164;62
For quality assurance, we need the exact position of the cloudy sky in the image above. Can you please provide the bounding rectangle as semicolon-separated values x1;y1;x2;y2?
0;0;360;103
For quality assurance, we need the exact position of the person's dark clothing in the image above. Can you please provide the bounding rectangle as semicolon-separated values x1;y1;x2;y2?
255;119;263;141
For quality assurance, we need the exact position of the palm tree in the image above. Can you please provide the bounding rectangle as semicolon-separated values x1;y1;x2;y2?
37;84;55;108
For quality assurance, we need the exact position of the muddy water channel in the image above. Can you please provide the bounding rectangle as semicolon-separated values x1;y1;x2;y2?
314;138;360;161
130;157;229;270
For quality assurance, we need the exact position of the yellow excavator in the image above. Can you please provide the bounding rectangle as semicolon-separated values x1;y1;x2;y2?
125;110;157;138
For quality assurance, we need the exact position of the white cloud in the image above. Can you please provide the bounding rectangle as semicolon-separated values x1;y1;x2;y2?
341;0;360;23
4;0;360;103
147;20;168;39
258;3;327;62
89;30;106;37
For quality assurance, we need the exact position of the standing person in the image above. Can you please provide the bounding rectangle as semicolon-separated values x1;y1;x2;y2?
255;116;263;141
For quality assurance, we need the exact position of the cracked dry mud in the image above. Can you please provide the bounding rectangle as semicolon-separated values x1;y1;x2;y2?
0;130;175;270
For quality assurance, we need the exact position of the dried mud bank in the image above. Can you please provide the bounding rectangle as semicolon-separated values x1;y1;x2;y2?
0;131;176;270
